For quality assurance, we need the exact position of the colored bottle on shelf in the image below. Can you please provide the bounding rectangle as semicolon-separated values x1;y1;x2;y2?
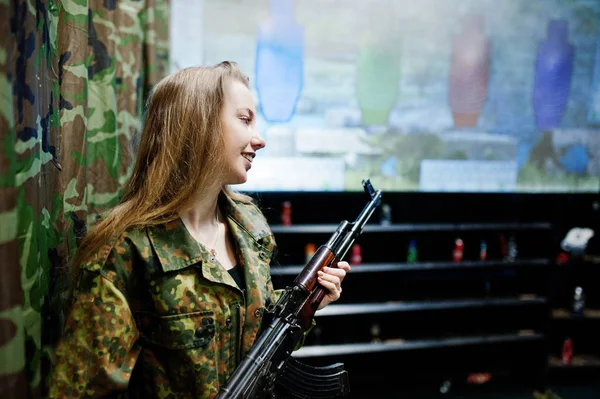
304;243;316;264
572;286;585;316
255;0;304;122
380;203;392;225
350;243;362;265
453;238;464;263
479;240;487;261
467;373;492;385
440;380;452;394
556;251;570;264
407;240;418;264
561;337;573;364
370;323;381;343
281;201;292;226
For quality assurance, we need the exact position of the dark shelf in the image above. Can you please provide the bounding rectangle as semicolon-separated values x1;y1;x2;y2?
583;255;600;264
549;355;600;368
315;297;548;317
271;258;551;275
270;222;553;234
552;309;600;320
292;331;544;358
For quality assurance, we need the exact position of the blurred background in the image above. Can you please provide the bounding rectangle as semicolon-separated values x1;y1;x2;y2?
2;0;600;398
171;0;600;193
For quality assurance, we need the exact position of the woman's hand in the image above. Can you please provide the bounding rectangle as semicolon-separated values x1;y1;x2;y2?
317;261;351;310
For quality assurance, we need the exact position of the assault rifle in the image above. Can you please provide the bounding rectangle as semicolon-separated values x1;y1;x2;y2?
216;179;383;399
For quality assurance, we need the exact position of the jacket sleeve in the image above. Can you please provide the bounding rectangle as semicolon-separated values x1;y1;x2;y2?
47;268;141;398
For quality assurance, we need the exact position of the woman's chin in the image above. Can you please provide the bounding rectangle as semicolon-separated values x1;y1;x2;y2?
225;173;248;186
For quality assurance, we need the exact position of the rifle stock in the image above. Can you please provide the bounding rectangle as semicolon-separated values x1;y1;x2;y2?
216;179;382;399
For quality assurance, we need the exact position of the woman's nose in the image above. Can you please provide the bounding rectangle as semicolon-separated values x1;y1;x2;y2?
251;130;266;150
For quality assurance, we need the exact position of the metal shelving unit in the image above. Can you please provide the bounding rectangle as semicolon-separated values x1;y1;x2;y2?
272;258;551;275
293;332;544;358
270;220;553;383
270;222;553;234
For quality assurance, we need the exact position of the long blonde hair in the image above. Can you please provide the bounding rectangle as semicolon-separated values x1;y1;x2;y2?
72;61;254;278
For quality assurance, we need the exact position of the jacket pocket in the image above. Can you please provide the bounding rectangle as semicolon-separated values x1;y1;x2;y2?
134;310;220;396
136;310;216;350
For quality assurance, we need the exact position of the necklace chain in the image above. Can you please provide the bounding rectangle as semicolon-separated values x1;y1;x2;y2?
209;210;220;258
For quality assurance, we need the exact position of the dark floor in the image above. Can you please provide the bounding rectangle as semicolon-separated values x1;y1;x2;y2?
349;384;600;398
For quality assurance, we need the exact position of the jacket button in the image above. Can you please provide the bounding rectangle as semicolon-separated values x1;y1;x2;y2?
225;317;232;326
254;309;261;317
259;251;268;260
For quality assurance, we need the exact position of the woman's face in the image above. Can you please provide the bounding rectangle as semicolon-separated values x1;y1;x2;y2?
220;79;266;185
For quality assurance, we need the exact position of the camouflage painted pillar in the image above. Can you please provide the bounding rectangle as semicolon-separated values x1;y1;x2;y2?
86;0;130;221
84;0;170;224
9;0;64;397
0;1;28;397
142;0;170;98
51;0;92;371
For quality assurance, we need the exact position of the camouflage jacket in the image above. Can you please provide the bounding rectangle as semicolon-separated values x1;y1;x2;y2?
48;195;286;399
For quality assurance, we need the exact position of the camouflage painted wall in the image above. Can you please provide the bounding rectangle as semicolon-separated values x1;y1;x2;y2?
0;1;169;397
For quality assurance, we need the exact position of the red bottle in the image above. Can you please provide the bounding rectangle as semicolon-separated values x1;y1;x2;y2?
350;244;362;265
556;251;569;264
562;338;573;364
281;201;292;226
453;238;464;263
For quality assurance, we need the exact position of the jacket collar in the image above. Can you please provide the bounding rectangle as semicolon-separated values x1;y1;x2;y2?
147;192;274;274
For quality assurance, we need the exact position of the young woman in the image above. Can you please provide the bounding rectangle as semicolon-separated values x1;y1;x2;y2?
48;61;350;398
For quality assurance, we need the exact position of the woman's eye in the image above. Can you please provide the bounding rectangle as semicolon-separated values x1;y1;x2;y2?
240;117;251;125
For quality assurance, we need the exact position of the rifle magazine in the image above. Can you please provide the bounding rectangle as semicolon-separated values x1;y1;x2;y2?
275;356;350;398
